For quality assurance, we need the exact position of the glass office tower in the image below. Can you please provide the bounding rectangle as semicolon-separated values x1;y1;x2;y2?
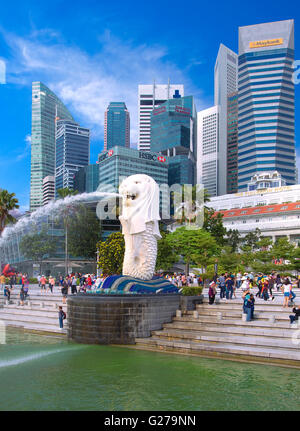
55;120;90;194
74;164;100;193
30;82;74;211
151;96;197;186
104;102;130;151
138;83;184;151
238;19;295;191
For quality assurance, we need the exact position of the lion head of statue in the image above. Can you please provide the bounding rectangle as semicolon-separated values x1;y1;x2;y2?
119;174;161;238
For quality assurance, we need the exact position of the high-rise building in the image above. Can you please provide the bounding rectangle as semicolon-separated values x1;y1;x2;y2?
227;92;239;194
238;19;295;192
197;106;219;197
104;102;130;151
98;146;168;189
30;82;74;211
151;96;197;186
55;120;90;194
138;82;184;151
42;176;55;206
74;164;100;194
214;44;238;195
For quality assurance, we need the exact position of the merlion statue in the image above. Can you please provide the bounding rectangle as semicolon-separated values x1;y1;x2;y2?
119;174;161;280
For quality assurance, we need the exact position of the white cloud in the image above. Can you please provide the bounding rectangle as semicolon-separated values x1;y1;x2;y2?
3;29;204;145
17;134;31;161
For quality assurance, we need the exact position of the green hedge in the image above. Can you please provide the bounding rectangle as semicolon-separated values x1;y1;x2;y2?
181;286;203;296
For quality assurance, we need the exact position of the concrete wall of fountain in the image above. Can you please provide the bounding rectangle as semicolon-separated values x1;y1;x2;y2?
67;294;203;345
67;294;181;344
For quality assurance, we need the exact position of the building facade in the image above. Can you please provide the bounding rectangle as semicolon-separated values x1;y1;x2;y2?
98;146;168;189
227;92;239;194
55;120;90;195
247;171;286;191
104;102;130;151
151;96;197;186
215;201;300;244
42;176;55;206
138;82;184;151
74;164;100;194
238;19;295;191
214;44;238;195
197;106;219;197
30;82;74;211
208;183;300;243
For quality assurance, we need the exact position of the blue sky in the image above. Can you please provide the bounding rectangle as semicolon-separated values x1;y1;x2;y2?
0;0;299;211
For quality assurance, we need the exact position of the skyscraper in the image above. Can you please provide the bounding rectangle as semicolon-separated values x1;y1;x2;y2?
214;44;238;195
42;176;55;206
30;82;74;211
104;102;130;151
151;96;197;186
55;120;90;194
238;19;295;191
227;92;239;194
197;106;219;197
138;82;184;151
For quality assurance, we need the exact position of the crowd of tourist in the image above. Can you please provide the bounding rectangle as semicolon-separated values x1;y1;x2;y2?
1;270;300;327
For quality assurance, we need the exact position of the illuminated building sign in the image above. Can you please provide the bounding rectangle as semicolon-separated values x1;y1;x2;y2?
249;38;283;48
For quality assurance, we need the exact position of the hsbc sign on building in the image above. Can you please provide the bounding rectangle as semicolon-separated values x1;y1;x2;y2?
98;145;169;189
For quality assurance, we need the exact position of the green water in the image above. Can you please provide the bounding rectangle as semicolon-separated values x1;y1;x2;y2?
1;328;300;411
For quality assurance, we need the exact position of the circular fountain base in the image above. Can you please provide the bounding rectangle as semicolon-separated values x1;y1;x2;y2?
67;294;180;345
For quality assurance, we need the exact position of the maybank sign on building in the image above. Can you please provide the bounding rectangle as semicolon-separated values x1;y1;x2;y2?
249;38;283;48
98;146;168;189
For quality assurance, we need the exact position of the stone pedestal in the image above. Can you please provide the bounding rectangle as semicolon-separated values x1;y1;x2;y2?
67;294;180;345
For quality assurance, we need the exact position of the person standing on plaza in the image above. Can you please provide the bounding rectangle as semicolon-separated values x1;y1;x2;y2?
9;275;14;291
40;275;47;295
236;271;242;289
61;278;69;304
208;281;217;305
219;274;226;299
58;306;66;329
48;276;55;294
4;285;11;302
0;273;6;291
282;278;292;308
19;285;25;306
71;276;77;294
225;275;234;300
275;273;282;291
287;277;296;304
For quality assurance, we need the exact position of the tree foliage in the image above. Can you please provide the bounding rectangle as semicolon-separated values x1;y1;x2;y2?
166;227;219;274
203;208;227;245
68;205;102;259
0;190;19;233
156;231;178;271
97;232;125;275
226;229;241;252
19;227;57;273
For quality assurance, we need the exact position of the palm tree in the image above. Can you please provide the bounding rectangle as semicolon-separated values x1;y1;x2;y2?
56;188;78;276
0;190;19;234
